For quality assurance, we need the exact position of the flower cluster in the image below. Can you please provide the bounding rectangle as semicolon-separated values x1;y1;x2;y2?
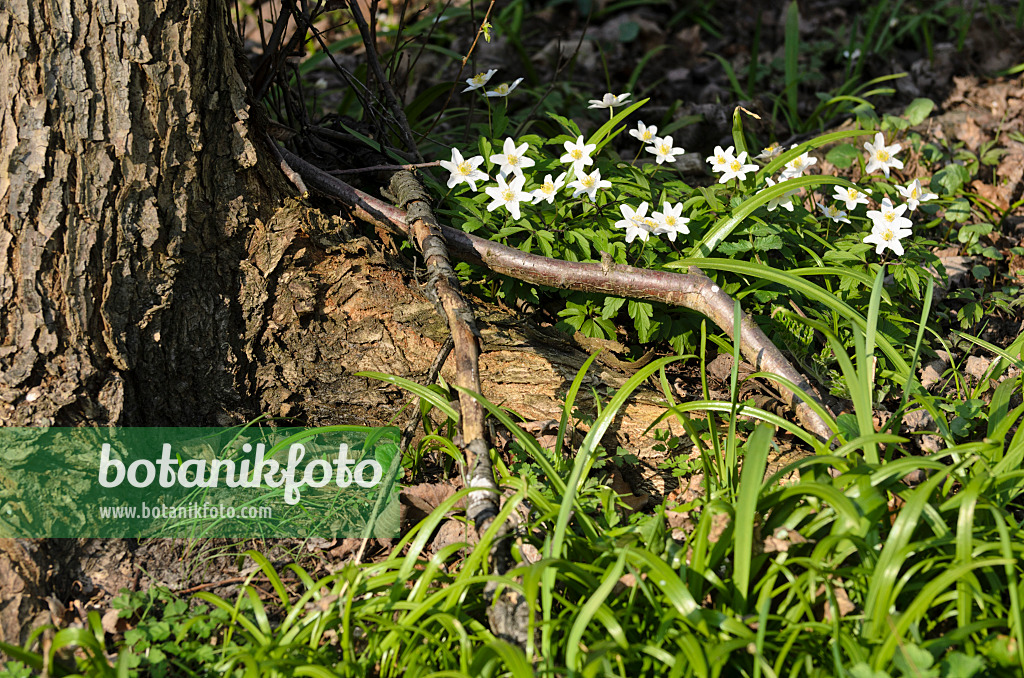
462;69;523;98
702;132;936;258
439;132;616;223
854;133;935;256
613;200;690;244
624;120;685;165
706;145;759;183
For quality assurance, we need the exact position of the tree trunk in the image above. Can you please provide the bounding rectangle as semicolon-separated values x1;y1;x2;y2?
0;0;284;427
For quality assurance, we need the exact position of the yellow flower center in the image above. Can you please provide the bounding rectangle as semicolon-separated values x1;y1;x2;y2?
850;190;859;199
643;131;654;141
876;150;890;162
502;188;515;201
494;84;508;95
884;211;895;223
665;216;676;226
659;143;671;154
582;176;594;188
716;154;725;163
571;149;582;160
457;161;472;174
471;73;486;84
911;187;919;198
881;227;894;240
729;159;742;171
543;180;554;192
507;154;519;166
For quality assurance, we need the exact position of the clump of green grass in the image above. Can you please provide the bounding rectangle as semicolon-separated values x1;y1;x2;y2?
5;271;1022;675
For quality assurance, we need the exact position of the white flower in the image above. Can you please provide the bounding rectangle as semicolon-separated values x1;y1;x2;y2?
462;69;497;92
531;172;567;204
629;121;658;144
763;177;799;212
779;147;818;179
833;185;872;211
438;148;488;191
484;174;529;219
866;197;913;233
817;202;851;224
652;202;690;241
588;92;631;109
756;142;782;160
863;132;904;177
896;179;938;211
863;220;912;256
718;151;758;183
484;77;524;98
568;168;611;202
559;135;596;173
614;202;655;243
706;145;736;173
489;137;535;178
646;136;685;164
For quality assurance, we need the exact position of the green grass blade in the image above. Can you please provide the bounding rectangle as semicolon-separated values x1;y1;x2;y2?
733;422;773;609
550;356;681;557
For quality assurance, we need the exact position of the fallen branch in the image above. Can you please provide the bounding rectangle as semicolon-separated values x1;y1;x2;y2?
280;147;839;442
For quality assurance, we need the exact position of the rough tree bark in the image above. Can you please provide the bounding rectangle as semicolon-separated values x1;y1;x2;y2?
0;0;291;646
0;0;286;428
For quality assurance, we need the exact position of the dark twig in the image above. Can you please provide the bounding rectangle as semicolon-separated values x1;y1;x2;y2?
422;0;497;140
329;161;440;175
347;0;424;162
398;335;454;458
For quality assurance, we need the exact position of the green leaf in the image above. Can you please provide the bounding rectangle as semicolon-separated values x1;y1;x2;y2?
587;98;649;150
893;644;937;677
753;234;783;251
826;143;859;168
946;197;971;223
932;163;970;195
546;112;582;137
618;20;639;42
602;296;626;318
628;300;654;342
836;412;860;442
938;652;985;678
848;665;891;678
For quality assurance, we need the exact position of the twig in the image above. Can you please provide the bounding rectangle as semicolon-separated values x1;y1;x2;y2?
347;0;424;162
279;147;839;443
422;0;497;140
264;130;309;194
398;336;455;459
329;161;440;175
